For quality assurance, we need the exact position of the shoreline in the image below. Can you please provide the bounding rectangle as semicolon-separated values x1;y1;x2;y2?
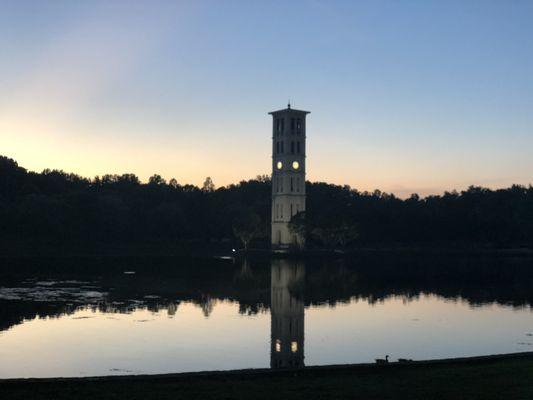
3;351;533;382
2;351;533;400
1;246;533;260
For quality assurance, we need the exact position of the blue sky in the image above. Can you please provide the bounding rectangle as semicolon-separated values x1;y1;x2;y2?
1;0;532;196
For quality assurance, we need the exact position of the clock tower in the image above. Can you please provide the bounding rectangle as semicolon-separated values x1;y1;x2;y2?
269;104;310;249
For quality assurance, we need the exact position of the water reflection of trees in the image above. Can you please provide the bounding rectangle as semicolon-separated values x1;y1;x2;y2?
0;300;76;332
1;254;533;332
305;255;533;309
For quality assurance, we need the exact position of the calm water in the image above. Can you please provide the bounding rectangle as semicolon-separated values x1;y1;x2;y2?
1;254;533;378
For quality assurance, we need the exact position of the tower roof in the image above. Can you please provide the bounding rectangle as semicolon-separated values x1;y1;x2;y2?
269;106;310;115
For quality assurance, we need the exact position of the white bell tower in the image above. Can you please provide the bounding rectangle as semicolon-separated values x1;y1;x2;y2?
269;104;310;249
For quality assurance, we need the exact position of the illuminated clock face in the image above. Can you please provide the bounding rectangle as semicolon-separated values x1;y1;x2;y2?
292;161;299;170
276;161;283;170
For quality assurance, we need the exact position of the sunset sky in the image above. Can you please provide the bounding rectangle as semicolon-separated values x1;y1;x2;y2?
1;1;532;197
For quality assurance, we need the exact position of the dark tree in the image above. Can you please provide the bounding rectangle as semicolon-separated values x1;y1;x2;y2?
232;209;262;250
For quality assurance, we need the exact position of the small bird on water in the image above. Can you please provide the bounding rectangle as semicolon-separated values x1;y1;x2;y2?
398;358;413;363
375;355;389;364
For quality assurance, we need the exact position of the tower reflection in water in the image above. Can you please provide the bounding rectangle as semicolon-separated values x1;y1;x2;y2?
270;259;305;369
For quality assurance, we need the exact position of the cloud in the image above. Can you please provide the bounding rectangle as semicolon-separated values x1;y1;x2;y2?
0;2;178;136
0;2;180;174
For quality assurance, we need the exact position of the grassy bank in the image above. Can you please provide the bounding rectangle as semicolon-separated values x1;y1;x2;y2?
2;353;533;400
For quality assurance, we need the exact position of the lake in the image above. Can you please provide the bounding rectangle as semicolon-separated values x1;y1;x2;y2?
1;253;533;378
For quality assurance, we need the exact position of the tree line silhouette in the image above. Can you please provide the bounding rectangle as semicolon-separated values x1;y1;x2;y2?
1;155;532;251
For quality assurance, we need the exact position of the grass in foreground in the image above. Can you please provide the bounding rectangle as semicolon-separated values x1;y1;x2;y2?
1;356;533;400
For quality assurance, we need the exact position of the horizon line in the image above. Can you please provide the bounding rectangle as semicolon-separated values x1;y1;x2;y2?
3;154;532;200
